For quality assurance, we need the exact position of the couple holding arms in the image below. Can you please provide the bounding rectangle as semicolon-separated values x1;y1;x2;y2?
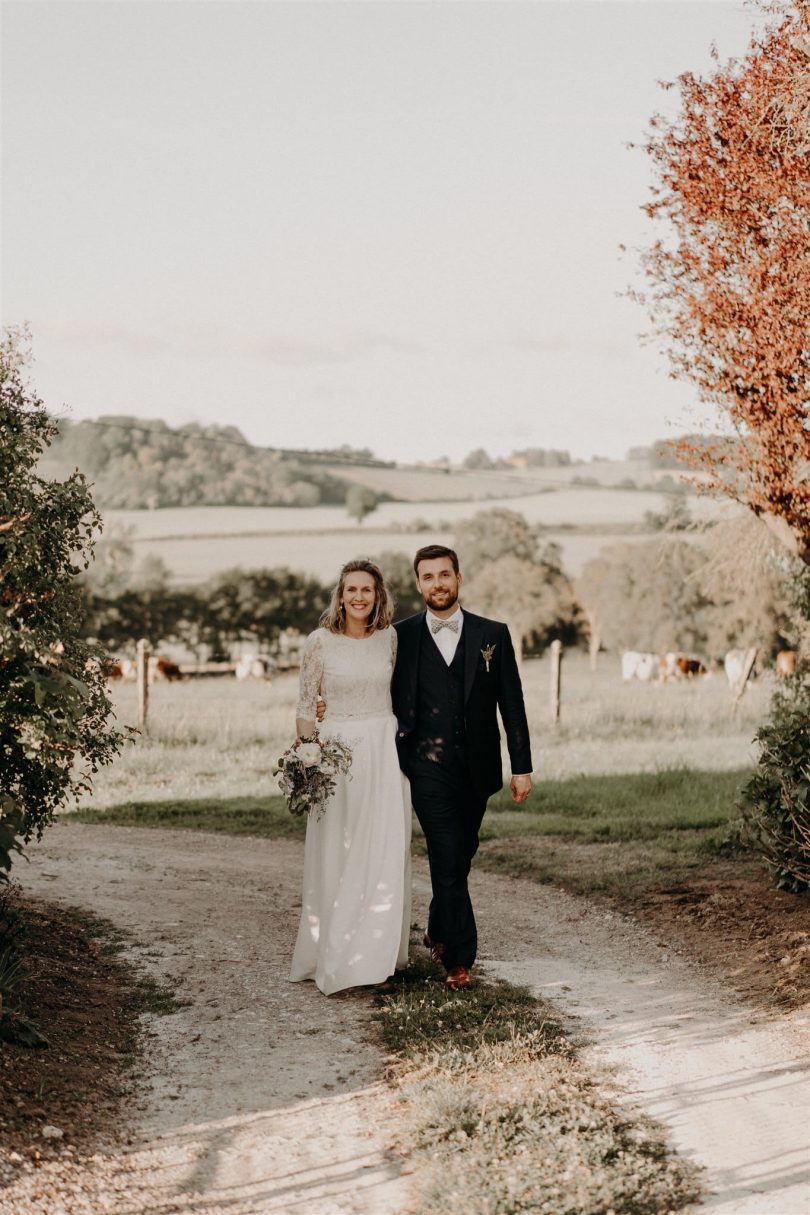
290;545;533;995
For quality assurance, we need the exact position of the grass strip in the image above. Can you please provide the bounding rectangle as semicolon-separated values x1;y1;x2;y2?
73;794;306;839
485;767;751;840
72;768;752;897
376;947;702;1215
74;767;748;844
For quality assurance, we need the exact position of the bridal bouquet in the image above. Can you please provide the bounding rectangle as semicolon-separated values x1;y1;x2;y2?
274;731;353;819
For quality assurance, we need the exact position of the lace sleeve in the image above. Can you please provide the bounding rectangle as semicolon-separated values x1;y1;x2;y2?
296;630;325;720
390;626;398;668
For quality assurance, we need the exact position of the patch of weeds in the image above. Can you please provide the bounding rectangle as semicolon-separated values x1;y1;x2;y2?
699;817;749;857
68;905;189;1016
375;939;702;1215
131;974;190;1017
379;950;569;1065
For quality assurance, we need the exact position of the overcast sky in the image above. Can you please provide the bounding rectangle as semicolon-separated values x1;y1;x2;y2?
2;1;763;463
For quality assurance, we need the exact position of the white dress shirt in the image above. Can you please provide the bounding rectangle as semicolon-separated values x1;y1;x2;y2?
426;605;464;665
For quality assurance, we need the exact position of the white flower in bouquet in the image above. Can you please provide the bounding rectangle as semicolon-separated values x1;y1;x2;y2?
297;742;323;767
274;730;353;819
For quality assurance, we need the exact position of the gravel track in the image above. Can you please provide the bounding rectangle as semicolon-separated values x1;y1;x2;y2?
5;822;809;1215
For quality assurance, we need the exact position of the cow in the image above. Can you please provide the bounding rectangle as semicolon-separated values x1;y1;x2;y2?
234;654;275;681
148;656;184;683
677;656;707;679
660;652;708;682
119;657;137;681
776;649;797;678
724;648;748;690
659;652;678;682
621;651;659;682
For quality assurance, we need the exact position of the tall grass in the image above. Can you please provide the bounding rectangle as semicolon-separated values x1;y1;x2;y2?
76;652;765;811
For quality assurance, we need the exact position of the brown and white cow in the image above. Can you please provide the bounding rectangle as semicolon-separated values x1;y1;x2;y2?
660;652;708;683
148;656;184;683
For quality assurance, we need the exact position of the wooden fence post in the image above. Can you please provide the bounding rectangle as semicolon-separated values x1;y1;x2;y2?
549;639;562;724
730;646;758;715
136;637;150;730
585;608;600;672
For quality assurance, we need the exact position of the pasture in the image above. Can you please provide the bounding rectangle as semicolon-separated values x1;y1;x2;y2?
108;485;727;537
118;523;652;584
276;457;708;497
107;486;734;584
76;649;767;812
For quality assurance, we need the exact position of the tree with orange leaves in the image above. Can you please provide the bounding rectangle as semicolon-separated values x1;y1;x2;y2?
640;1;810;565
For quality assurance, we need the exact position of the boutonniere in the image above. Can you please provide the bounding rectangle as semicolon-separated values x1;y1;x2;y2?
481;643;497;672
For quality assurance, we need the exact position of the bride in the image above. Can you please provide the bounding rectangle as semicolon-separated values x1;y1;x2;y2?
289;559;411;995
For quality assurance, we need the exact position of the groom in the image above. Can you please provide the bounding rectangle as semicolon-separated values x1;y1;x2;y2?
392;545;533;990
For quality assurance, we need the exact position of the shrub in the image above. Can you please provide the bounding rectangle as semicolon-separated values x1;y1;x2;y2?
0;329;127;875
739;677;810;892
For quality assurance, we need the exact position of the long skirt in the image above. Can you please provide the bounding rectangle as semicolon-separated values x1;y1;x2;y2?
290;711;411;995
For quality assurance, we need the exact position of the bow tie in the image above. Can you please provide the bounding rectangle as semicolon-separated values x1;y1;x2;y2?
430;617;460;634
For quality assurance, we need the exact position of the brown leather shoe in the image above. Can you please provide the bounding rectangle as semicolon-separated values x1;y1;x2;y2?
423;932;444;964
445;965;472;990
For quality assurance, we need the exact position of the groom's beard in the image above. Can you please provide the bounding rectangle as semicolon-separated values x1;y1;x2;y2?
423;586;459;613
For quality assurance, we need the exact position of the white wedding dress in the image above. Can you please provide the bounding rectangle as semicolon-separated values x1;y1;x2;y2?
289;626;412;995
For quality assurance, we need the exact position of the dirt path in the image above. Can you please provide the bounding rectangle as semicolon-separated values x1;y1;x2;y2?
7;823;810;1215
5;823;410;1215
464;869;810;1215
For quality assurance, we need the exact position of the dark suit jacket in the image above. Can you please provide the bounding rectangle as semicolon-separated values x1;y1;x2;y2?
392;610;533;800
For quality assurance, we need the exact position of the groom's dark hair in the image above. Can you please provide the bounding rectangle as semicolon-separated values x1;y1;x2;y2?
413;545;460;576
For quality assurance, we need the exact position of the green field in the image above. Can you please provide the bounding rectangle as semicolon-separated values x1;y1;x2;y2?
104;482;731;586
74;650;764;811
70;649;766;900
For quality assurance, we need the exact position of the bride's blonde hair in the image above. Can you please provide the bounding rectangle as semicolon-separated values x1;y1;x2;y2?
320;559;394;634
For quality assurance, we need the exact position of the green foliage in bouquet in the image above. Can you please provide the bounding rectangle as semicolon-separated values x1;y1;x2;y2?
274;732;352;819
0;329;128;877
739;676;810;893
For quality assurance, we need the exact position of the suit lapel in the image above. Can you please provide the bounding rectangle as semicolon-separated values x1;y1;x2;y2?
463;613;484;704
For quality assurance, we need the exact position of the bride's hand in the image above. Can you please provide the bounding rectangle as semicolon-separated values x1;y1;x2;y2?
316;695;327;722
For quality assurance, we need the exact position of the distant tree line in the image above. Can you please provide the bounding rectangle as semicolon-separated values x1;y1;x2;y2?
80;511;582;659
462;447;573;470
79;524;426;655
578;518;805;662
463;438;714;475
45;418;371;510
81;558;327;658
80;509;802;666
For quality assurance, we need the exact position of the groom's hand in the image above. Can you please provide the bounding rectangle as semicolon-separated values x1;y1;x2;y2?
510;774;532;805
315;695;327;722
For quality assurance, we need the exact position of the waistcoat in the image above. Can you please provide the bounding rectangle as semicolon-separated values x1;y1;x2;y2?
411;622;467;766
